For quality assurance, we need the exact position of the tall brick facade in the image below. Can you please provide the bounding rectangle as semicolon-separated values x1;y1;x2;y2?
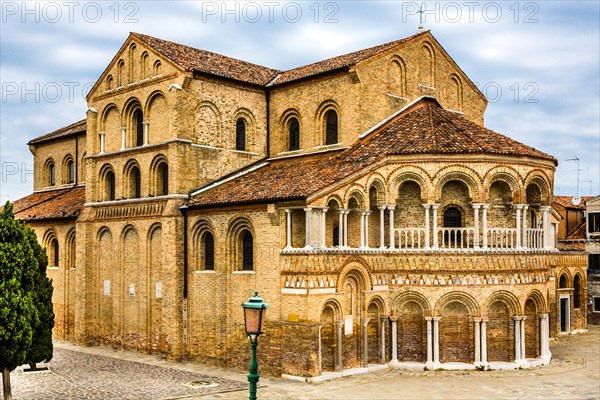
13;30;588;379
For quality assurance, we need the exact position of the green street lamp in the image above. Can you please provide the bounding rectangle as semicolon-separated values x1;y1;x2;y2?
242;291;269;400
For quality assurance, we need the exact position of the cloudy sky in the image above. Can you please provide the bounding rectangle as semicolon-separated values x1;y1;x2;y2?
1;0;598;202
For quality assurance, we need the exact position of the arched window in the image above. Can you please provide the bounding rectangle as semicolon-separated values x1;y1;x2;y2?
559;274;568;289
235;118;246;151
133;109;144;146
129;166;141;198
158;163;168;196
574;275;581;308
444;207;462;227
443;206;462;244
153;60;162;76
106;170;116;200
50;238;59;267
141;52;149;78
289;118;300;151
48;163;56;186
241;230;253;270
204;232;215;270
67;160;75;184
106;75;113;90
66;230;76;269
325;110;338;145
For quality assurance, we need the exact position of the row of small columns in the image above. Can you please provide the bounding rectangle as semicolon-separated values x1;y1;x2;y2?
388;314;550;367
97;122;150;155
319;314;550;373
285;204;553;250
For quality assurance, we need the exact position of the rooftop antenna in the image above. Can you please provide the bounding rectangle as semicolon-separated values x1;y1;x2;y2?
418;5;424;31
565;156;588;204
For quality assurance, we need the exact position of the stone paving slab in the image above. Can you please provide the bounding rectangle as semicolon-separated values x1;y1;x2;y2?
8;325;600;400
10;348;245;400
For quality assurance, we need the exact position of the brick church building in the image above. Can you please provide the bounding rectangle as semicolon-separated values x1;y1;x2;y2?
13;30;587;379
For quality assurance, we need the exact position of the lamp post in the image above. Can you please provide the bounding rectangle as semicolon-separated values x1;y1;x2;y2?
242;291;269;400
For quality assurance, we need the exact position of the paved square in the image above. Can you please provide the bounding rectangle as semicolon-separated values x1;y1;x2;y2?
10;347;245;399
9;325;600;399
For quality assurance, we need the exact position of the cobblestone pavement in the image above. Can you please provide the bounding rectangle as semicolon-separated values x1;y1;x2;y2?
10;347;245;399
10;325;600;399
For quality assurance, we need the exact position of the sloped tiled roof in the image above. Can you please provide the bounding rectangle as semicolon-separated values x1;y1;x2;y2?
553;195;592;210
28;119;86;145
188;97;556;208
13;186;85;221
270;31;428;86
131;31;429;87
131;32;279;86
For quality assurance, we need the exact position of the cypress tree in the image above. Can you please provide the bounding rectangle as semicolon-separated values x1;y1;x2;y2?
0;202;39;400
24;226;54;370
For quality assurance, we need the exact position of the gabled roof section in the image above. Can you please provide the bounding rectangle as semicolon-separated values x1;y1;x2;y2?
131;32;280;86
553;195;592;210
13;186;85;221
269;30;429;86
188;97;556;208
28;119;86;145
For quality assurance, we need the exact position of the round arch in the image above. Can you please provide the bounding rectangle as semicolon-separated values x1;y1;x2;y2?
484;290;522;316
434;290;481;316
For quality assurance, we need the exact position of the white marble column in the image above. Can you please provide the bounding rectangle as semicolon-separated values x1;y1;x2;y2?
539;313;549;357
320;208;328;249
541;206;551;249
362;318;370;368
474;318;481;364
515;204;523;250
378;206;386;249
338;209;345;248
121;127;127;150
359;211;366;248
482;204;489;249
390;316;398;363
388;205;395;249
542;313;551;356
481;318;488;364
364;210;370;248
432;204;440;249
380;317;387;364
304;207;312;248
522;205;529;248
285;209;292;248
142;120;149;145
336;321;344;371
318;325;322;373
433;317;441;364
343;210;349;248
513;316;523;361
423;204;431;250
98;132;105;154
520;315;527;360
425;317;433;365
472;204;481;249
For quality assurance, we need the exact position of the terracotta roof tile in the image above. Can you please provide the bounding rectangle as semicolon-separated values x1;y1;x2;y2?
188;98;556;208
131;31;429;87
553;195;592;210
28;119;86;145
270;31;428;86
131;32;279;86
13;186;85;221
